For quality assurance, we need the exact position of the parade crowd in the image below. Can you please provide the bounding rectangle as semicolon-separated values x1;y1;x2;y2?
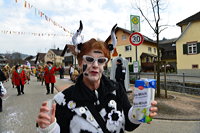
0;62;79;112
0;63;79;94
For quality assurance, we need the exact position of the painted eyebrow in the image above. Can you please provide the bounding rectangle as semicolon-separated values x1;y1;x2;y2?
93;50;102;53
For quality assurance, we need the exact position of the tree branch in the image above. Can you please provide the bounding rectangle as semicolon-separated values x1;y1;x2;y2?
137;7;156;32
159;27;168;34
150;0;157;24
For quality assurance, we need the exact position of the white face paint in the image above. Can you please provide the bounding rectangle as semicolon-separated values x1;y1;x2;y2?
81;49;107;84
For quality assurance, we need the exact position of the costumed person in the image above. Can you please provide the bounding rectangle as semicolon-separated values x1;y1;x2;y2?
25;65;31;84
36;65;42;82
115;59;126;91
59;65;65;79
40;65;45;86
12;65;27;96
69;64;74;80
44;61;60;94
71;67;79;83
0;68;7;112
10;66;16;88
36;21;158;133
2;65;10;82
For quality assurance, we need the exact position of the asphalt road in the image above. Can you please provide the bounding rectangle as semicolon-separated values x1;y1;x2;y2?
0;75;199;133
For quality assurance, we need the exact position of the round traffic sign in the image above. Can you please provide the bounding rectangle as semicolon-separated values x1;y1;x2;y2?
129;32;144;46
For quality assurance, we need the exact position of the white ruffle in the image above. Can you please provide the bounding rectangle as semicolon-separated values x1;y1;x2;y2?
37;119;60;133
54;92;66;106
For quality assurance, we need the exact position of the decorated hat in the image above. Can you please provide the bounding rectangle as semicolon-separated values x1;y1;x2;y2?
71;20;118;54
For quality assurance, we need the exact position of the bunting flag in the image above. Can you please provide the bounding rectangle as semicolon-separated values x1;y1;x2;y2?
24;1;27;8
14;0;74;36
0;30;73;37
28;3;30;8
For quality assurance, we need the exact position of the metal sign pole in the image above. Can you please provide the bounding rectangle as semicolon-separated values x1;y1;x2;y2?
136;46;138;80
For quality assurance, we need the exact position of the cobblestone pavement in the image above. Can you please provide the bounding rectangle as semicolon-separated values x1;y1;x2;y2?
0;75;200;133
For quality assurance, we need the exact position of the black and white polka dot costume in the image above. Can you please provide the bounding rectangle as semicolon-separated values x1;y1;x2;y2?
48;74;140;133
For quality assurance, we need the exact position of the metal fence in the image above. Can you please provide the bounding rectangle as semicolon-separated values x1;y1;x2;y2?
103;69;200;95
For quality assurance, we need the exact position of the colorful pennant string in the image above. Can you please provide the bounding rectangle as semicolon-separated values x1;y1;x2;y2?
1;30;73;37
15;0;73;34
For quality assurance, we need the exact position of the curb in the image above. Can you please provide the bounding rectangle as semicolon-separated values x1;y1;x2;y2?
55;85;62;92
154;117;200;121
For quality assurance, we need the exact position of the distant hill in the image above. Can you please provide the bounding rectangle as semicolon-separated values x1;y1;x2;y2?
0;52;31;60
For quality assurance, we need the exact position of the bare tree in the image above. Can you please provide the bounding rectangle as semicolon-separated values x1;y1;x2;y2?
133;0;168;97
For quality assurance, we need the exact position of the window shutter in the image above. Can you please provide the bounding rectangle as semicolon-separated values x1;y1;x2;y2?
183;44;188;54
197;43;200;54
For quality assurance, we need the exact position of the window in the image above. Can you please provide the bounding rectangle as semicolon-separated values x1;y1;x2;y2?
148;47;152;52
125;57;132;63
188;43;197;54
122;35;126;40
146;57;149;62
183;43;200;54
154;48;156;53
125;45;132;51
192;64;198;69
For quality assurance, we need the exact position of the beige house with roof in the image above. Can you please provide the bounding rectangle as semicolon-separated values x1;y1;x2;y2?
176;11;200;75
44;48;64;66
105;27;157;72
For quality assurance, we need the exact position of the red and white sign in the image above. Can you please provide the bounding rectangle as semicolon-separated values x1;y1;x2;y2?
129;32;144;46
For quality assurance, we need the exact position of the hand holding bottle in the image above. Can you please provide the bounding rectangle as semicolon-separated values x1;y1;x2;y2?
36;99;56;128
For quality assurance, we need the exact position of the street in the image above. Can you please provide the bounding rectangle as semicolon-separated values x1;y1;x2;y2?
0;76;56;132
0;75;200;133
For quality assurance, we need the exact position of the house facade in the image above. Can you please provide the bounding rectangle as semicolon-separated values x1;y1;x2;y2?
159;38;177;72
105;27;157;72
44;48;64;66
35;53;46;65
176;11;200;75
61;44;77;67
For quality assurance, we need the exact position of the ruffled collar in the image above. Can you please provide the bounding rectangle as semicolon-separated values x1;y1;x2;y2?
17;69;22;74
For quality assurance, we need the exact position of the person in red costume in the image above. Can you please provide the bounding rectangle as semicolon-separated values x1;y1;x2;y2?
44;61;60;95
13;65;27;96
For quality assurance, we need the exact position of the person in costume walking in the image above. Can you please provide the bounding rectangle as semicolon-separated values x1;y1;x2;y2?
12;65;27;96
44;61;60;94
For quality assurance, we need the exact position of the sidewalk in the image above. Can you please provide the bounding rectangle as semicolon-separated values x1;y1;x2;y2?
54;75;74;91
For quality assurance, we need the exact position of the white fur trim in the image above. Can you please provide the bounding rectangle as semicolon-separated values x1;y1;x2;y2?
128;106;142;124
0;82;7;96
37;119;60;133
54;92;66;106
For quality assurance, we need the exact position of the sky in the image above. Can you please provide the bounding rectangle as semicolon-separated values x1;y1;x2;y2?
0;0;200;56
